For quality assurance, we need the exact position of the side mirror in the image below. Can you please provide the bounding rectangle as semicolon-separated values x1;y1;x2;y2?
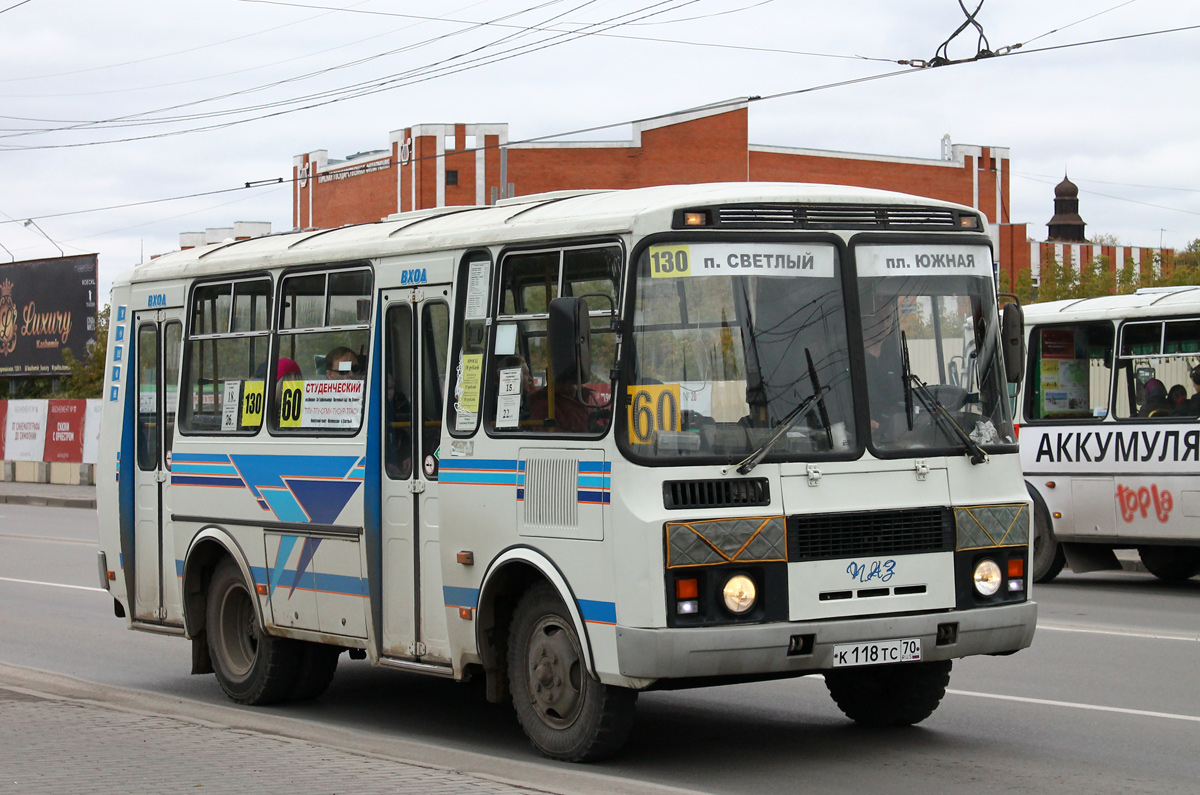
1001;301;1025;384
548;296;591;386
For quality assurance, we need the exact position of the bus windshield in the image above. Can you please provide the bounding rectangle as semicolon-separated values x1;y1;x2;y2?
625;241;855;462
857;243;1015;455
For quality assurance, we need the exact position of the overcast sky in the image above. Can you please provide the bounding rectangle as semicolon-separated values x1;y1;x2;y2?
1;0;1198;300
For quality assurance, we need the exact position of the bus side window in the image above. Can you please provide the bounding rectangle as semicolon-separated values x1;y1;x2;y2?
1027;322;1113;422
421;302;450;477
272;267;372;434
1114;318;1200;420
486;244;620;435
180;278;271;435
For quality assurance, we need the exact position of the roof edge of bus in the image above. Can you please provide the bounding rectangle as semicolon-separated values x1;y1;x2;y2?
1023;285;1200;319
124;182;982;284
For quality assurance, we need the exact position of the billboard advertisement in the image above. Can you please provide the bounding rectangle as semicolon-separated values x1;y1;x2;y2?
0;254;98;376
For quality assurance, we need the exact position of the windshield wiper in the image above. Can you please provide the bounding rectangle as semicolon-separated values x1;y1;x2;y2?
725;348;832;476
900;332;988;465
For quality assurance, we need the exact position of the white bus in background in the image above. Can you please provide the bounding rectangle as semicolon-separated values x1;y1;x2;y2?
96;182;1035;762
1020;287;1200;583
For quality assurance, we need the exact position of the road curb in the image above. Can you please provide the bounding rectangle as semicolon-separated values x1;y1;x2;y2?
0;494;96;510
0;662;698;795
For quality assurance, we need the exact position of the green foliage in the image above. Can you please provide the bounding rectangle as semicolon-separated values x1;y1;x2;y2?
59;304;109;398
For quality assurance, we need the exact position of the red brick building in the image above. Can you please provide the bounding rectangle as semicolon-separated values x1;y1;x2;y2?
294;101;1020;273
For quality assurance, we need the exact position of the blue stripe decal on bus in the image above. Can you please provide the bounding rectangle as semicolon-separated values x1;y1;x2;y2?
170;463;241;476
439;471;519;486
579;599;617;625
576;475;610;489
577;461;612;473
170;475;246;488
443;586;480;608
173;453;240;463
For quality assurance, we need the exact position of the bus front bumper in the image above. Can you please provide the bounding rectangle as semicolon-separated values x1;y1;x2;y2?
613;601;1036;680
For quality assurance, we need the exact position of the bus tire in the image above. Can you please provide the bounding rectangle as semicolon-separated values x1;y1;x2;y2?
1030;494;1066;583
290;643;341;701
206;558;300;705
825;660;952;727
508;582;637;762
1137;546;1200;583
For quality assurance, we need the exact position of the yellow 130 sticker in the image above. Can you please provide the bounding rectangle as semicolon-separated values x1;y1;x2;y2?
241;380;265;428
627;384;681;445
279;381;304;428
648;245;691;278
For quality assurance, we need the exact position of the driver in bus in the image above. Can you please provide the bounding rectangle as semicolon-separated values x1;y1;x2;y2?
862;290;905;435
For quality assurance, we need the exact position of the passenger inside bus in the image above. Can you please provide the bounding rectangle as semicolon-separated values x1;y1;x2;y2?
1139;378;1172;417
527;372;605;433
324;346;363;379
1179;367;1200;416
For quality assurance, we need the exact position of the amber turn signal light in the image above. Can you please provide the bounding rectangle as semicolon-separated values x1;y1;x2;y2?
675;578;699;599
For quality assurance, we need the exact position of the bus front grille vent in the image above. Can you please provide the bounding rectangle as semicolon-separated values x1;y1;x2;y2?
523;458;580;529
787;507;952;561
663;478;770;510
710;204;964;231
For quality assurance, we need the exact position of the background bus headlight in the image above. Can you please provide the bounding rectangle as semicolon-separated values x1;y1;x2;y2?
722;574;757;613
973;559;1003;597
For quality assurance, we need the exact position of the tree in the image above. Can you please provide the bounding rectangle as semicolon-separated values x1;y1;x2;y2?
59;304;109;398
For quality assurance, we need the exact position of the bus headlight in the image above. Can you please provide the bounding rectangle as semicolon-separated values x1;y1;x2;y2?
973;559;1003;597
722;574;757;614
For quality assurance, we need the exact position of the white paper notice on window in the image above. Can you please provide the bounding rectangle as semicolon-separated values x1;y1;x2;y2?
495;366;523;429
221;380;242;431
464;260;491;320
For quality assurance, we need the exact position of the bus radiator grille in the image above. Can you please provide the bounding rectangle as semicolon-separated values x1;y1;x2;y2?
787;507;953;562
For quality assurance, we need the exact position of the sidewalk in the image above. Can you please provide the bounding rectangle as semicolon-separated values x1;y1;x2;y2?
0;480;95;509
0;664;691;795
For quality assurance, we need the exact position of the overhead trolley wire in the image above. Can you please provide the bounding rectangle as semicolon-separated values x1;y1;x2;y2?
0;0;697;140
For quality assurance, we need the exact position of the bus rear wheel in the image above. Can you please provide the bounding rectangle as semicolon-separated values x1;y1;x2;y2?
825;660;952;727
1137;546;1200;583
206;558;300;705
290;643;341;701
507;583;637;762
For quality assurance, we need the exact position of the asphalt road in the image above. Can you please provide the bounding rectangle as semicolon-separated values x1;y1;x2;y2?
2;503;1199;794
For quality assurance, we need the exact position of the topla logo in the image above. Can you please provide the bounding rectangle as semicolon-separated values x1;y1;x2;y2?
0;279;17;356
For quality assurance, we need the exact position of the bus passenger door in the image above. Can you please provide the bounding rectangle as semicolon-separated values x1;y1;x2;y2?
131;311;183;623
379;289;451;663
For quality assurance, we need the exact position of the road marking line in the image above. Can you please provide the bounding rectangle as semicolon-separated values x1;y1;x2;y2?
0;576;106;593
1038;622;1200;643
0;532;97;545
948;689;1200;723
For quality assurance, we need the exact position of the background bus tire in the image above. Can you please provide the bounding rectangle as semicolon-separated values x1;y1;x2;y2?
290;643;341;701
206;559;301;705
1031;496;1066;583
507;582;637;762
824;660;952;727
1137;546;1200;583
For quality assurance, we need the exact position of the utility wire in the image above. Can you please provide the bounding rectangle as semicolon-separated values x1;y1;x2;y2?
0;1;703;146
3;17;1197;216
0;0;33;15
0;0;678;134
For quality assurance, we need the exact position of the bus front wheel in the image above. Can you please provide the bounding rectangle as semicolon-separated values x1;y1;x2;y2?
825;660;952;726
206;558;300;705
507;583;637;762
1137;546;1200;583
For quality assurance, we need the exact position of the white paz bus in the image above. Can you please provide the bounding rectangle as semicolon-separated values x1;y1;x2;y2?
97;183;1035;761
1020;287;1200;583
